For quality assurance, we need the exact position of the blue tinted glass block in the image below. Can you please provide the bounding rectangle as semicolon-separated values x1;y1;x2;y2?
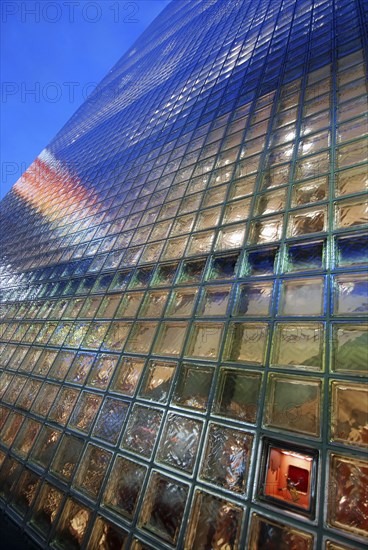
286;240;325;272
246;248;278;276
335;233;368;267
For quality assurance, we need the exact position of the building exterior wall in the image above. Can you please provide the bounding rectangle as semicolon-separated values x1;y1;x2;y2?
0;0;367;548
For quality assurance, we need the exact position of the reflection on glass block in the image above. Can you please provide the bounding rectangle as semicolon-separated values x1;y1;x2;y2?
337;138;368;169
178;258;207;283
139;290;169;318
173;363;213;411
279;277;325;316
125;321;158;354
249;216;283;244
223;198;251;223
207;252;240;280
335;197;368;228
153;322;188;357
285;240;325;272
224;322;268;365
187;231;215;255
30;426;61;469
151;263;178;287
216;224;246;251
337;115;368;143
336;165;368;196
335;233;368;268
213;368;261;422
0;456;22;501
102;321;132;351
162;236;187;260
116;292;144;318
327;453;368;538
82;322;109;349
292;177;327;207
11;418;41;458
51;434;84;482
66;352;95;385
73;444;112;499
325;541;356;550
121;404;163;458
295;152;330;181
87;516;128;548
111;356;145;396
16;379;42;410
103;455;146;520
255;189;287;216
48;387;79;426
10;468;40;517
334;274;368;316
34;349;58;376
139;472;188;544
139;360;176;403
330;381;368;448
200;423;253;493
52;497;91;550
129;267;154;289
265;373;322;436
331;324;368;375
92;397;129;444
48;350;74;381
248;512;314;548
235;282;273;316
198;285;231;316
30;482;63;536
185;490;243;550
186;322;224;360
69;392;103;434
246;247;278;276
157;413;203;473
259;438;318;516
166;288;198;317
271;322;325;370
86;354;118;389
288;206;326;236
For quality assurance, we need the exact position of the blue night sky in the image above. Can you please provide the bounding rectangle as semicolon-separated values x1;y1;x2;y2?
0;0;171;199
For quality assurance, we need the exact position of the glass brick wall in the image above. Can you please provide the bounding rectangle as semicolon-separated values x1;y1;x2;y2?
0;0;367;548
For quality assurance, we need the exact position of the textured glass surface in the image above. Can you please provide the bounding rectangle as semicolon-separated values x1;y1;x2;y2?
0;0;367;548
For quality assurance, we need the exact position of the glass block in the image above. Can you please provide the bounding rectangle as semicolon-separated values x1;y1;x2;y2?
335;165;368;196
235;281;273;316
185;490;243;550
125;321;158;354
229;174;256;200
87;516;128;549
258;438;318;515
337;138;368;169
206;252;240;280
172;363;213;411
102;321;132;351
278;277;325;316
295;152;330;180
65;352;95;385
48;350;75;381
255;188;287;216
48;387;79;426
335;197;368;229
64;322;90;348
79;296;103;318
335;233;368;268
69;391;103;434
11;418;41;458
139;290;169;318
187;230;214;256
156;413;203;473
172;213;196;234
92;397;129;444
292;177;327;206
153;322;188;357
265;373;322;437
129;267;154;289
16;379;42;410
195;207;221;230
177;258;207;283
223;198;251;223
0;456;23;501
330;381;368;448
248;512;314;548
52;497;91;550
0;412;24;447
103;455;147;520
31;382;60;417
213;368;261;423
10;468;40;517
86;354;118;389
166;288;198;317
198;285;231;316
151;262;178;287
30;426;62;469
110;356;145;396
337;115;368;143
115;292;144;318
33;349;58;376
162;235;188;260
333;274;368;316
200;423;253;494
186;322;224;360
246;247;278;276
249;216;283;244
121;404;163;458
260;163;290;190
224;322;268;365
138;360;176;403
50;434;85;482
73;444;112;499
285;240;325;272
30;482;64;537
2;376;26;404
325;541;356;550
327;453;368;538
271;322;325;371
139;472;188;544
331;323;368;375
288;206;326;236
216;224;246;251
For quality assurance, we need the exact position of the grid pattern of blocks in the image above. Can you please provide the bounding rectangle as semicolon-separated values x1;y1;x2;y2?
0;0;367;548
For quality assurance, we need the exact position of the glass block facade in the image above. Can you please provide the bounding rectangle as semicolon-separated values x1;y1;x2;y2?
0;0;367;548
